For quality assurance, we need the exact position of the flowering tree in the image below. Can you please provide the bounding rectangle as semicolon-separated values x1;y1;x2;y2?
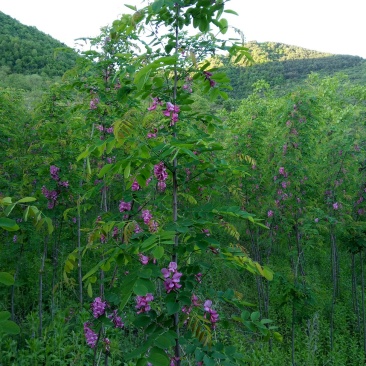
61;1;276;365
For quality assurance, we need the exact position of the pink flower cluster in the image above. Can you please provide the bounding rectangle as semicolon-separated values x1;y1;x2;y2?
84;322;98;348
119;200;132;212
91;297;107;318
108;309;124;328
203;71;216;88
182;76;193;93
131;180;141;191
154;162;168;192
279;167;286;176
203;300;219;329
139;253;149;265
142;209;153;224
90;97;99;110
163;102;180;126
135;293;154;314
147;97;163;111
141;210;158;232
41;186;58;209
50;165;60;181
161;262;183;293
96;125;114;134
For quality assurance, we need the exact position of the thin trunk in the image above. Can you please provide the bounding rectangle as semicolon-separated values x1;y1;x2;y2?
291;300;296;366
330;229;338;352
77;209;83;305
295;225;306;279
11;271;17;321
39;236;48;337
11;242;24;321
351;253;360;331
360;251;366;355
51;218;63;319
172;6;180;365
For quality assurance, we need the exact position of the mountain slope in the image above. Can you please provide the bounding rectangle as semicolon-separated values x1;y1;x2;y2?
217;41;366;99
0;12;78;77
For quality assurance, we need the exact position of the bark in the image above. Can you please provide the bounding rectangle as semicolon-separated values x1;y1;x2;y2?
38;236;48;337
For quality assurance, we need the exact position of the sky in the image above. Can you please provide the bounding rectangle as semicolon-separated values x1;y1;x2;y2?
1;0;365;58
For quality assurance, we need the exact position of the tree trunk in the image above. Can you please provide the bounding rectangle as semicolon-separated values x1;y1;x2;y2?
39;236;48;337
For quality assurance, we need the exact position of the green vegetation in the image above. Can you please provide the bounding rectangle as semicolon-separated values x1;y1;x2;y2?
0;12;78;76
1;2;366;365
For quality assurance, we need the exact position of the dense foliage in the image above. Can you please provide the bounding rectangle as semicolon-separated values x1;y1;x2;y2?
1;2;366;365
0;12;78;76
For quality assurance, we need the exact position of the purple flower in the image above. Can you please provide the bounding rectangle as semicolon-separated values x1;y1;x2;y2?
142;210;153;225
50;165;60;181
119;200;132;212
91;297;107;318
333;202;339;210
203;300;219;329
192;294;200;306
148;220;159;233
135;293;154;314
90;97;99;110
134;223;143;233
148;97;162;111
154;162;168;182
267;210;274;218
84;322;98;348
13;235;17;243
108;309;124;328
131;180;140;191
161;262;182;293
279;167;285;176
139;254;149;265
314;218;319;223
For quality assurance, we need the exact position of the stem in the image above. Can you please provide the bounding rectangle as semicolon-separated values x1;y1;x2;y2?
351;253;360;331
39;236;48;337
330;228;338;352
360;251;366;356
172;5;180;365
77;206;83;306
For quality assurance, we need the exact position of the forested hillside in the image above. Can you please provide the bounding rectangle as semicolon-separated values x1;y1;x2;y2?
0;12;78;76
214;41;366;99
1;2;366;366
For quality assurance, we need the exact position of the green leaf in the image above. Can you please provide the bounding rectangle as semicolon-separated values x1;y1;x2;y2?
16;197;37;204
224;9;239;15
124;161;131;179
0;272;15;286
250;311;260;322
151;0;164;12
152;246;164;260
219;18;228;34
136;358;148;366
154;332;176;349
120;275;137;310
124;4;137;11
98;164;113;178
4;204;16;216
133;278;155;296
87;283;93;298
0;218;19;231
273;331;283;342
148;347;170;366
0;311;11;321
166;301;180;315
0;320;20;335
133;315;151;328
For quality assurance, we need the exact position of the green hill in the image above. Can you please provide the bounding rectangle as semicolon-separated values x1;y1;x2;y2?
216;41;366;99
0;11;78;77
